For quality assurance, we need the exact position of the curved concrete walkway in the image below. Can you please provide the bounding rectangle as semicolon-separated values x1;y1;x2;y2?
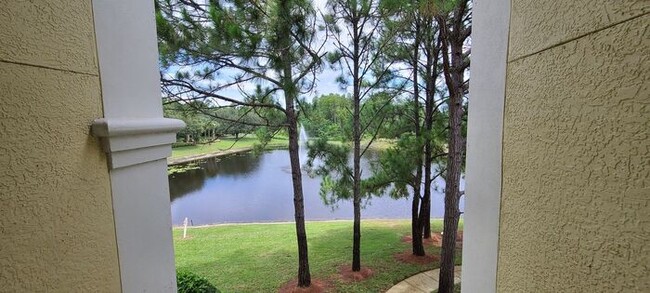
386;266;462;293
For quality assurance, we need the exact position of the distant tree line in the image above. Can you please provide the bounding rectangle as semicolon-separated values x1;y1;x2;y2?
301;92;410;141
163;98;285;144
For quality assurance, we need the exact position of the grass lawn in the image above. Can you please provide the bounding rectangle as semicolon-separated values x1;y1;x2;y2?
326;138;395;152
173;219;462;293
171;136;289;158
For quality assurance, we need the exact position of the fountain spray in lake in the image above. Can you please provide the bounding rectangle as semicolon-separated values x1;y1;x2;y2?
298;124;309;156
299;124;309;146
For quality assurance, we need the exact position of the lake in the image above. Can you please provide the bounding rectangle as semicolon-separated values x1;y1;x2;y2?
169;148;464;226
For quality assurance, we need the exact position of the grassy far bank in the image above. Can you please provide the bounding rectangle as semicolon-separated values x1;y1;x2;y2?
171;136;289;158
174;219;462;293
326;138;395;152
171;136;394;159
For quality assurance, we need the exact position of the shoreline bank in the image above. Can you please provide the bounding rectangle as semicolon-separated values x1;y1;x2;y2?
167;147;255;166
168;138;394;166
171;218;452;229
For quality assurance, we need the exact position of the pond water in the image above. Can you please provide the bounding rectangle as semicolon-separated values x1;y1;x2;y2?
169;149;464;226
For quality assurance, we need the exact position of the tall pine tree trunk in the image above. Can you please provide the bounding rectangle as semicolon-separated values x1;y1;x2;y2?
420;160;432;239
422;51;436;240
279;0;310;287
352;101;362;271
422;14;441;241
411;22;426;256
423;198;431;238
421;90;434;240
411;105;425;257
438;97;462;293
411;183;425;255
287;113;311;287
437;1;468;290
351;16;362;271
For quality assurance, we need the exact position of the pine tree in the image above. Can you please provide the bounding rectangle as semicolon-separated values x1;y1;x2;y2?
308;0;400;272
368;0;447;256
436;0;471;292
156;0;325;287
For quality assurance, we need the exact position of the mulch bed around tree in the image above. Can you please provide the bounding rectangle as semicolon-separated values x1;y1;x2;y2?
278;279;332;293
401;232;463;247
393;251;440;265
401;235;438;246
337;265;374;282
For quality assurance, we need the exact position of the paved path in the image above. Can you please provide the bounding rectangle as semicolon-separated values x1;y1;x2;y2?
386;266;462;293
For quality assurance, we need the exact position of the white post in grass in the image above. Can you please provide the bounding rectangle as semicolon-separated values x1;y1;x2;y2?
182;217;189;239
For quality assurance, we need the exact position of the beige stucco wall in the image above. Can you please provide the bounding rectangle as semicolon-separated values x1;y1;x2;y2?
497;1;649;292
0;1;121;292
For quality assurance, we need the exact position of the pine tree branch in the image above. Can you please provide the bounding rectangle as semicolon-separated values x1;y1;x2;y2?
161;77;286;113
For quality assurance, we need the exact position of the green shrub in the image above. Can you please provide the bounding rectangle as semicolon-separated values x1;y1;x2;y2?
172;141;196;148
176;270;220;293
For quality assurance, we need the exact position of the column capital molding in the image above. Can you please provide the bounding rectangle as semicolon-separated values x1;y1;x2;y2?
91;118;185;169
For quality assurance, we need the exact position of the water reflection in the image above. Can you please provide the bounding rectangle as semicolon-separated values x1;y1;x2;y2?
169;153;261;201
169;149;464;225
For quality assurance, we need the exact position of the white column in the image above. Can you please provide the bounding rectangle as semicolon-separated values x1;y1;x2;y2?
461;0;510;292
91;0;184;292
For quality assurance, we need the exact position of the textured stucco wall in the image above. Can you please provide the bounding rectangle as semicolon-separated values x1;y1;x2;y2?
0;1;121;292
508;0;649;61
497;0;649;291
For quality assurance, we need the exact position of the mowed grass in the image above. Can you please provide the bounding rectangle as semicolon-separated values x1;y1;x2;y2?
173;219;462;293
171;136;393;159
171;136;289;158
325;138;395;152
